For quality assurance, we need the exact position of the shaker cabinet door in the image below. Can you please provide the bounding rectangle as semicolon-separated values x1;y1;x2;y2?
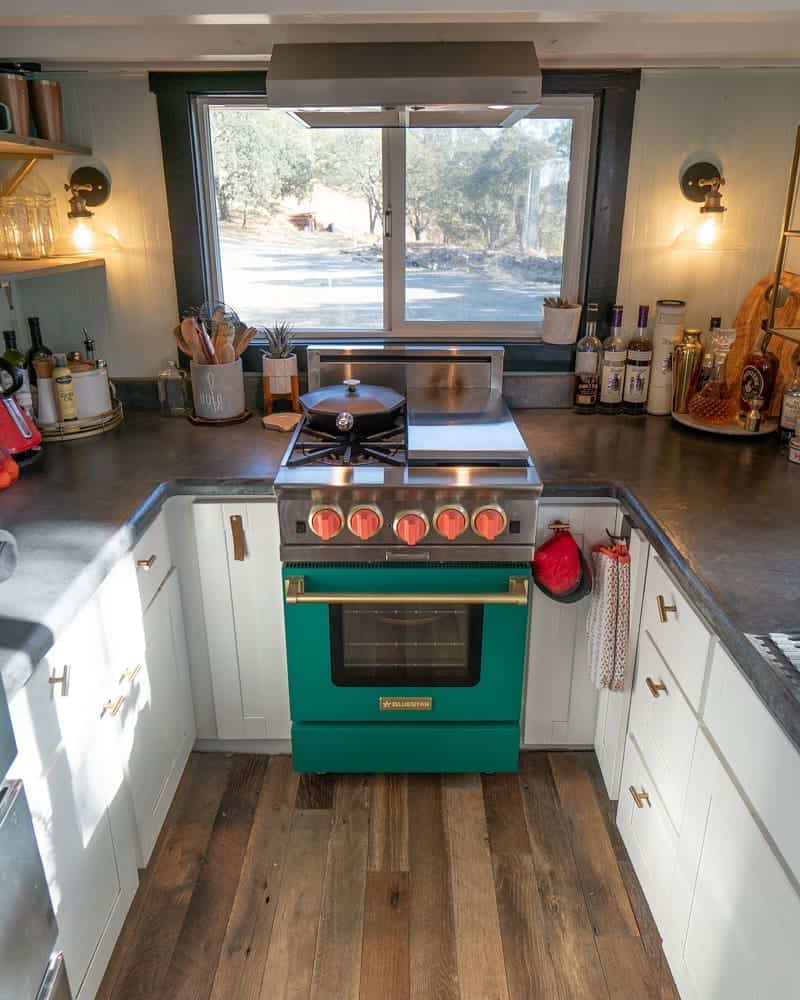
669;730;800;1000
523;502;618;747
194;500;290;741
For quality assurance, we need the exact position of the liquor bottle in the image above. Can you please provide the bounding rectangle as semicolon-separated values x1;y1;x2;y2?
622;305;652;415
739;321;779;418
696;316;722;393
779;360;800;446
2;330;34;417
598;305;626;414
573;303;601;414
25;316;53;387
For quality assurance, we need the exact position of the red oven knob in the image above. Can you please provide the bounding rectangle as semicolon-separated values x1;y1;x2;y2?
348;505;383;541
309;505;344;541
393;511;429;546
472;505;508;541
434;505;468;541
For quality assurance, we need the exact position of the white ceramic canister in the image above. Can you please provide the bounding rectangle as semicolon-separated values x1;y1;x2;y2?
191;358;245;420
648;298;686;415
72;368;112;419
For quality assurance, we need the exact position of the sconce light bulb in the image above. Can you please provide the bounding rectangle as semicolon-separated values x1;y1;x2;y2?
72;221;95;253
696;216;719;248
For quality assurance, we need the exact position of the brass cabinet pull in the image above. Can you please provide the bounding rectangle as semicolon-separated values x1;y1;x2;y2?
101;695;125;718
284;575;529;606
137;554;157;572
656;594;677;623
645;676;668;699
230;515;246;561
629;786;651;809
48;665;70;697
120;663;142;685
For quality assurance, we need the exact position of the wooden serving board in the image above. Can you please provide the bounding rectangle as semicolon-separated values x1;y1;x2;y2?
730;270;800;417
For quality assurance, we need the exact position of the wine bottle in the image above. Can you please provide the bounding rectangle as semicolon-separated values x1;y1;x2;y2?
573;303;601;414
598;305;626;415
25;316;53;387
622;305;652;415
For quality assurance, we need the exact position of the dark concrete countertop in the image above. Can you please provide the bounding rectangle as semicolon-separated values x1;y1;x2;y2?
2;409;798;753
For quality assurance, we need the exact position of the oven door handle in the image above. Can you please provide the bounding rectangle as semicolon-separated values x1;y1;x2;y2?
284;575;529;606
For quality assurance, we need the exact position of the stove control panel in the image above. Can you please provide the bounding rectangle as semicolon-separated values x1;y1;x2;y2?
393;510;430;546
309;505;344;540
347;505;384;541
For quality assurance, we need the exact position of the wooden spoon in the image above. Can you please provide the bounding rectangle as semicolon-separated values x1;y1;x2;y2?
234;326;257;358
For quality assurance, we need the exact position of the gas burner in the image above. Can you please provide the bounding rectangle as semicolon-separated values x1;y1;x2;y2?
286;415;406;468
747;631;800;675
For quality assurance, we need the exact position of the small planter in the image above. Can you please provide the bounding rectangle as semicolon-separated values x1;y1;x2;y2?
542;304;582;345
191;359;245;420
263;353;298;395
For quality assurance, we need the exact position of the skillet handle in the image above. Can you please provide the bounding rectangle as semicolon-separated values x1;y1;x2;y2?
0;358;23;398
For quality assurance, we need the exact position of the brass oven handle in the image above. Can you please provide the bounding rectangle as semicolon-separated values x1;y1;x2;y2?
230;515;246;561
629;786;651;809
656;594;677;623
49;664;70;697
101;695;125;718
645;676;668;699
137;554;157;572
284;575;529;606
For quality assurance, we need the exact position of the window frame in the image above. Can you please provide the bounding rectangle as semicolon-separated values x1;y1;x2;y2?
192;93;593;341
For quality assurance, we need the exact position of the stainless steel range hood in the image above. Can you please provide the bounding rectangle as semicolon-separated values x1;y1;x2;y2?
266;41;541;128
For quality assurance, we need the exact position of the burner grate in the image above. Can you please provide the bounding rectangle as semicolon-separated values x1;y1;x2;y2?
747;631;800;673
286;415;406;468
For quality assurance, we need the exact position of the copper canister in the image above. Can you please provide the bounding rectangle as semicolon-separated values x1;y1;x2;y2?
672;328;705;413
30;79;63;143
0;71;30;136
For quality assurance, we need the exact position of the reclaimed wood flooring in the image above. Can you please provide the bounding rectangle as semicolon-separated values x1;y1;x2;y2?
96;751;679;1000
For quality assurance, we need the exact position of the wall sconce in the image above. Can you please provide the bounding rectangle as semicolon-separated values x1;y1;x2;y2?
674;161;727;250
63;165;118;254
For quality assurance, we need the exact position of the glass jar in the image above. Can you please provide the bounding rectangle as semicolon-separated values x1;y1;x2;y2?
35;195;56;257
158;361;191;417
0;196;42;259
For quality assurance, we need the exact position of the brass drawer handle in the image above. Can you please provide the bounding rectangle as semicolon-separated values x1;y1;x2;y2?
230;515;246;561
629;786;651;809
120;663;142;685
656;594;677;623
48;665;70;697
101;695;125;718
137;554;157;572
645;676;668;698
284;575;529;606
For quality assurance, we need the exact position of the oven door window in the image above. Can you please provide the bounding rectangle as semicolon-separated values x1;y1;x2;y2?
330;604;483;687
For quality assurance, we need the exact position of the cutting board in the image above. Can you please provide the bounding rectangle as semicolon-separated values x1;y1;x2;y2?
729;271;800;417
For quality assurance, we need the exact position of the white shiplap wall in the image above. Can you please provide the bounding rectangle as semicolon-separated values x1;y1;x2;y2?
617;68;800;330
0;73;178;376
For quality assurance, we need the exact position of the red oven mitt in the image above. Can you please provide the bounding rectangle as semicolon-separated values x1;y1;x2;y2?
532;525;592;603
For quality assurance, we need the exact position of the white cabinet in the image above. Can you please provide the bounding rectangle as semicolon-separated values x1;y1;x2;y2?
523;501;618;747
193;500;290;741
669;731;800;1000
8;595;138;999
99;556;195;865
594;523;649;799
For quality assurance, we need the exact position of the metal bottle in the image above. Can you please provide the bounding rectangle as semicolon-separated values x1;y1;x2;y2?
672;328;705;413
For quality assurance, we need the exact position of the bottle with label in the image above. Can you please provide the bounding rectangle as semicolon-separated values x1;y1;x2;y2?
647;299;686;415
573;303;601;414
622;305;652;415
696;316;722;394
739;321;779;418
2;330;34;417
52;353;78;423
598;305;626;414
779;360;800;446
25;317;53;387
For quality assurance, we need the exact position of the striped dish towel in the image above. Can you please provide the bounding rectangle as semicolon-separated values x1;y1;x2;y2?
586;543;631;690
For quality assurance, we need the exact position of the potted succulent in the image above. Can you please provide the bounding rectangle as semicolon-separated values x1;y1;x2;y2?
542;296;582;345
261;321;297;395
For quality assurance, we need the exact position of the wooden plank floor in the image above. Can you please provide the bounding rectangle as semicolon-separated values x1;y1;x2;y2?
97;751;679;1000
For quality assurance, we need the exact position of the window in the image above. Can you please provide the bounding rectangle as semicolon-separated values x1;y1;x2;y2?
194;95;592;337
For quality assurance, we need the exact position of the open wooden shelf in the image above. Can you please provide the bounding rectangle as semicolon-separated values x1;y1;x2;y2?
0;134;92;158
0;255;105;281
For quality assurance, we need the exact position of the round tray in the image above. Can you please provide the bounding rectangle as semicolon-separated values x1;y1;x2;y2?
671;410;778;437
39;401;124;442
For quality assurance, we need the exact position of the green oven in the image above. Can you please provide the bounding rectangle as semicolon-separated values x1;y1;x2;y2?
283;562;531;773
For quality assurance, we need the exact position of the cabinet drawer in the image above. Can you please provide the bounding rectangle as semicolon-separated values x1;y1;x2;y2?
617;735;677;938
132;513;171;610
705;643;800;883
629;632;699;831
641;554;711;711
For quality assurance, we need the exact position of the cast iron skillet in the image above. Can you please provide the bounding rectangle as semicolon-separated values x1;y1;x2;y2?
300;378;405;435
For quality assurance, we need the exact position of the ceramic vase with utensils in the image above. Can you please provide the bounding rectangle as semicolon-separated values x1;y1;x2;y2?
190;359;245;420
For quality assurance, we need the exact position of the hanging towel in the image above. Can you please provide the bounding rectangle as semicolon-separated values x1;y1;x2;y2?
586;543;631;690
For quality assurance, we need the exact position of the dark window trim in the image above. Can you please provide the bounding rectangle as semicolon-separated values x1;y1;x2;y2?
150;67;639;353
